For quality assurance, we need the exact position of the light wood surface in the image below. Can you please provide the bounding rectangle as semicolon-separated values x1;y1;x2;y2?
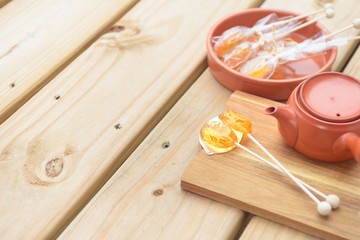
0;0;263;239
262;0;360;71
342;40;360;77
181;91;360;240
59;70;247;240
240;216;320;240
0;0;137;123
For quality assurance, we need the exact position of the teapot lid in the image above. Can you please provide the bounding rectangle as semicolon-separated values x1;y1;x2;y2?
299;72;360;123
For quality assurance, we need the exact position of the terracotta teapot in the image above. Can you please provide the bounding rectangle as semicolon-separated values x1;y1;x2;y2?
265;72;360;163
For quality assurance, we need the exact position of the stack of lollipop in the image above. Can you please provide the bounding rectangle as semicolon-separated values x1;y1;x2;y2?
200;110;340;216
213;4;360;79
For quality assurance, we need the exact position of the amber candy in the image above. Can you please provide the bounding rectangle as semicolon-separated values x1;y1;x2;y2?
219;110;252;134
246;64;273;79
238;55;275;79
215;34;246;56
200;121;238;153
214;26;255;57
224;43;252;68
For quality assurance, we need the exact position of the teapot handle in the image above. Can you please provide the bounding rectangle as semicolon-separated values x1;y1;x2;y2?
333;132;360;163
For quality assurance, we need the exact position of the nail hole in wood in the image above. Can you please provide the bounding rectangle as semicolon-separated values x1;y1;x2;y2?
109;25;125;32
10;83;15;88
54;95;61;100
153;189;163;196
162;141;170;149
114;123;122;130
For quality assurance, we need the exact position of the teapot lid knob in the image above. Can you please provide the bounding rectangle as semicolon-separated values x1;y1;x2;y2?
299;72;360;123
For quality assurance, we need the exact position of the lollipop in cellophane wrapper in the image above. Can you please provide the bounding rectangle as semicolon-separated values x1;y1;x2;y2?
212;5;360;80
212;12;304;58
239;29;359;79
212;4;334;58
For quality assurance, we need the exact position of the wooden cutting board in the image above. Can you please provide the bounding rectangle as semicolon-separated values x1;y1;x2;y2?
181;91;360;240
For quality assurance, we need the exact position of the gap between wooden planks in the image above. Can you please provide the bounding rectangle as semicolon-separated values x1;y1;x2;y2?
0;0;10;8
0;0;263;239
0;0;139;124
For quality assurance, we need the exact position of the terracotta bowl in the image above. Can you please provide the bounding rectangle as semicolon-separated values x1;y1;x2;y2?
207;8;337;100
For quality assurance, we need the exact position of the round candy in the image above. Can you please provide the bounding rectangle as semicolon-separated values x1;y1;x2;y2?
219;110;252;134
200;121;237;153
317;201;332;216
326;194;340;209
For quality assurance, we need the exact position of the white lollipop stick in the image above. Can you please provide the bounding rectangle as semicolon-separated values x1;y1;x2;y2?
257;5;334;32
278;8;335;39
347;35;360;41
233;142;321;195
233;141;339;209
275;4;333;25
327;18;360;38
246;133;333;216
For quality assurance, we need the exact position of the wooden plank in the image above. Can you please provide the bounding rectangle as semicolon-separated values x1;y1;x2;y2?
239;216;320;240
261;0;360;71
181;91;360;240
0;0;263;239
59;70;247;239
0;0;138;123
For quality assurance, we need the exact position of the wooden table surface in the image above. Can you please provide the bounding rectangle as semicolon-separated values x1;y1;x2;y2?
0;0;359;239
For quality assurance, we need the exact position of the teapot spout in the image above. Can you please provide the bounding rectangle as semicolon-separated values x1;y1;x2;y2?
333;132;360;163
264;105;298;147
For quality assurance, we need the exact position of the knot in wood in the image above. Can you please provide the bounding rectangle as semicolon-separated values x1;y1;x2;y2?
45;158;64;177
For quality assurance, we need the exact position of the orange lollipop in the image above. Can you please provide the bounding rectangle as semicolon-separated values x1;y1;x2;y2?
219;110;252;134
200;121;238;153
214;27;250;57
223;42;254;68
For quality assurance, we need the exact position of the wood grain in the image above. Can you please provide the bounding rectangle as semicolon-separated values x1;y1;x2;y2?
0;0;263;239
59;70;247;240
342;42;360;78
239;216;320;240
0;0;137;123
261;0;360;71
181;91;360;240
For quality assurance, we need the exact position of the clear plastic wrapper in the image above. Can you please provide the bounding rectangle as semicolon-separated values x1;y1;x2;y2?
239;34;349;79
213;13;302;57
219;25;301;68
